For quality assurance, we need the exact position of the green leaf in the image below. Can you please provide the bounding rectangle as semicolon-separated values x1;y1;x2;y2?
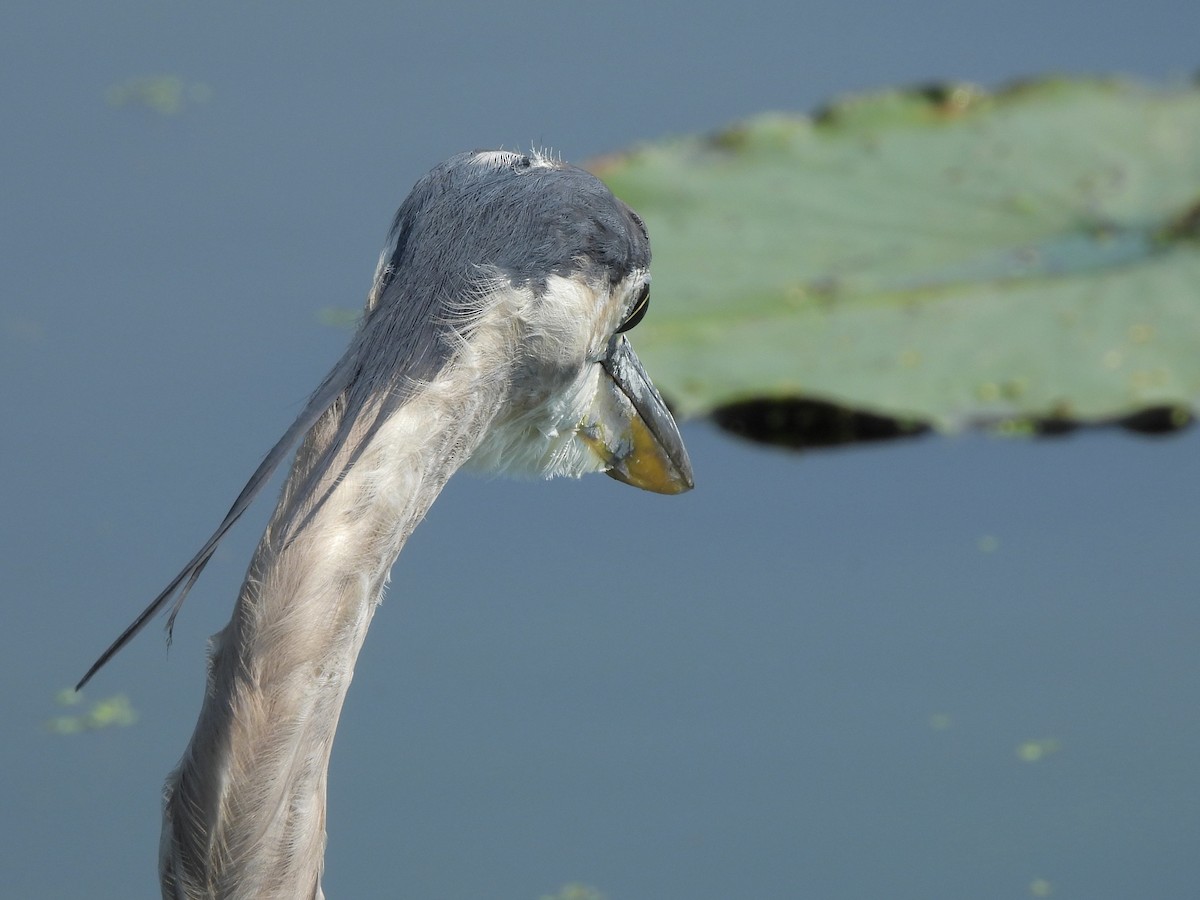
45;691;138;735
595;79;1200;432
105;75;212;116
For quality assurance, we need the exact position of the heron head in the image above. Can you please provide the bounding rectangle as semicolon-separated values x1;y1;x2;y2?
371;149;693;494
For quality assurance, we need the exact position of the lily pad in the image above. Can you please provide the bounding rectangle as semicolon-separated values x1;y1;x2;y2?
594;79;1200;436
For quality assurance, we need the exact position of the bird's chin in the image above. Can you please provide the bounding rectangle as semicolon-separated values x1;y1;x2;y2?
461;364;614;482
463;337;692;494
462;424;606;481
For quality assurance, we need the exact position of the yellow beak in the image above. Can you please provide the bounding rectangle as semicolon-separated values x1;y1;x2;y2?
581;335;694;495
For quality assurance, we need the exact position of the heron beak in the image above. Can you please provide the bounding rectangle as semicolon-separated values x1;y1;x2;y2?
581;334;694;495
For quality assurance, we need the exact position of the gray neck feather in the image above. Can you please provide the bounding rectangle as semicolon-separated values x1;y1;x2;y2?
159;356;506;899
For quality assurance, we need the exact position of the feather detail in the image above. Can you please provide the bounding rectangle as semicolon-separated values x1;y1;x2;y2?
159;311;517;898
78;150;670;899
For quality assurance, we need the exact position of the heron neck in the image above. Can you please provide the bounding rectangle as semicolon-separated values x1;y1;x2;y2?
160;368;505;899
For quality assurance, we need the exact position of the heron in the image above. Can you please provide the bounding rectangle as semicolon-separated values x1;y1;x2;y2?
78;149;693;899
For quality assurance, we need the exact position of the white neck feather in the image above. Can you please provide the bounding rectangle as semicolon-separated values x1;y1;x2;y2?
159;345;509;899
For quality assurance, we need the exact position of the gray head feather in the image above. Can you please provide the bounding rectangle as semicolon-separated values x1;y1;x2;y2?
78;150;648;689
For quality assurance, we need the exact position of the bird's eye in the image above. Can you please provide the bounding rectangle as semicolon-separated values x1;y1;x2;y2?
616;284;650;334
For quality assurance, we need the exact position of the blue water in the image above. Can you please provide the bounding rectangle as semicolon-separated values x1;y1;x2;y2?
2;1;1198;897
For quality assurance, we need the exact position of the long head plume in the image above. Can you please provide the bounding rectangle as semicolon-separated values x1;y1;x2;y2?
78;149;692;898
